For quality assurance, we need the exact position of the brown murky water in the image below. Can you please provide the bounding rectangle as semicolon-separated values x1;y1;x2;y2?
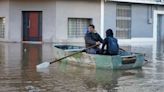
0;42;164;92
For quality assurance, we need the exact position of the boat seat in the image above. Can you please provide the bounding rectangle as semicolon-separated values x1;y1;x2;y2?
121;55;136;64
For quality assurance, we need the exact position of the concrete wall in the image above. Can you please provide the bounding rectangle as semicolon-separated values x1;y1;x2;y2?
131;4;153;38
9;0;56;42
55;0;101;43
104;2;117;36
0;0;9;41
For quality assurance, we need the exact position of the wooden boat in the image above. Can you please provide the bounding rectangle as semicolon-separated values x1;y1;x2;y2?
53;45;145;70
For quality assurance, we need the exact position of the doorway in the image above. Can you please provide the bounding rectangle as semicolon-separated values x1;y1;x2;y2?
157;14;164;43
22;11;42;41
156;14;164;60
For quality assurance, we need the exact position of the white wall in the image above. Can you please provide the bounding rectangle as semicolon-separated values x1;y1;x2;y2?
55;0;101;43
9;0;56;42
0;0;9;42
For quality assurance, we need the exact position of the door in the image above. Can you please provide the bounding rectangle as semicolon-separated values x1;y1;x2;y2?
157;14;162;43
22;11;42;41
156;14;164;60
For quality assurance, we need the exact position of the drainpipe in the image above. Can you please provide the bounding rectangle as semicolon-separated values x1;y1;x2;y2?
101;0;105;38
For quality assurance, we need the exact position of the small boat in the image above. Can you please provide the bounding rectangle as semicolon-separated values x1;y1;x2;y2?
53;45;145;70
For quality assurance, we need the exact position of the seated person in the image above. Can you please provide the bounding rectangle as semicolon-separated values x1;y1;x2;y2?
84;24;103;54
101;29;119;55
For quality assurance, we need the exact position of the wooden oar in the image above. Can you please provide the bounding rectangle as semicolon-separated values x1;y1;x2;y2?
37;44;98;69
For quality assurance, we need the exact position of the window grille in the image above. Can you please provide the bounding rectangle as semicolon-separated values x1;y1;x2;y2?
116;4;131;39
0;18;5;38
68;18;92;38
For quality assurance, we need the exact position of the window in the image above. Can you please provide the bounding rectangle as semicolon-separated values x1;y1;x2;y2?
116;4;131;39
0;18;5;38
68;18;92;38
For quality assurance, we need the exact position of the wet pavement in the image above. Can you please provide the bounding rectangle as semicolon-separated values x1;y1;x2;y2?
0;42;164;92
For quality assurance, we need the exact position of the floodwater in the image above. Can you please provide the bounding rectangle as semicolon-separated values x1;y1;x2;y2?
0;42;164;92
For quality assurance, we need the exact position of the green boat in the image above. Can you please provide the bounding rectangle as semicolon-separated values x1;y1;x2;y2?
53;45;145;70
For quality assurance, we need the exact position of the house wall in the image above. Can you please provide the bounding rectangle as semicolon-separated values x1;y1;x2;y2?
131;4;153;38
9;0;56;42
55;0;101;43
7;0;101;43
104;2;117;37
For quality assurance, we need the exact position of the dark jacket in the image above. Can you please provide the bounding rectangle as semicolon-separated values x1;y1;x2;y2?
101;28;119;55
101;36;119;55
84;32;103;48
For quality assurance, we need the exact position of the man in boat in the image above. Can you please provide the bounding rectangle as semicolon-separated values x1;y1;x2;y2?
101;29;119;55
84;24;103;54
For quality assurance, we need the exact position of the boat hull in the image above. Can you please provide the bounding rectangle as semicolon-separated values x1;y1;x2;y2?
53;45;145;70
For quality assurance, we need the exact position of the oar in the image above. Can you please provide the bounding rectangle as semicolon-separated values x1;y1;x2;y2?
37;44;97;69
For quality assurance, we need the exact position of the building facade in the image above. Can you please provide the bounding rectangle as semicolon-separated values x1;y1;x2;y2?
0;0;164;43
105;0;164;43
0;0;101;43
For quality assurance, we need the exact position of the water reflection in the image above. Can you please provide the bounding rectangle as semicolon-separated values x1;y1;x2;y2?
52;61;143;92
21;43;42;84
0;43;44;91
22;43;42;69
156;42;164;61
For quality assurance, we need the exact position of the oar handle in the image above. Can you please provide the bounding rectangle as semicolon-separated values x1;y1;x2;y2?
50;44;98;64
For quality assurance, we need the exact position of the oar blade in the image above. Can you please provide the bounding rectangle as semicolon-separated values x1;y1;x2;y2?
37;62;50;69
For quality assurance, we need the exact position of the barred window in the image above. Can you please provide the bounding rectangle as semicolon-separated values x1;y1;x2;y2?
68;18;92;38
116;4;131;39
0;18;5;38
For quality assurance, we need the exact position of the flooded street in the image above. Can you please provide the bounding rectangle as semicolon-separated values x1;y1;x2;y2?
0;42;164;92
